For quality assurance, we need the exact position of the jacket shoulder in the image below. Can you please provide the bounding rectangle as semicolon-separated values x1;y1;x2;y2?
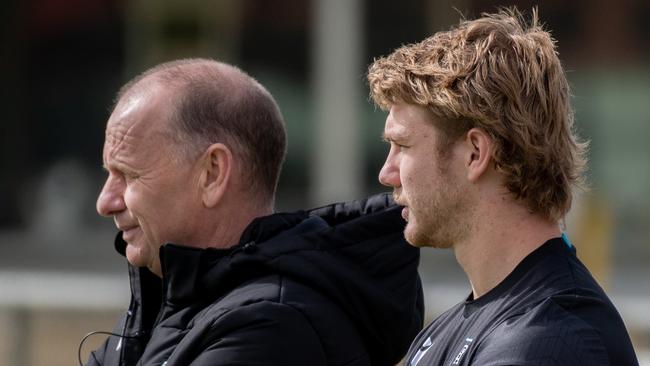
191;274;370;365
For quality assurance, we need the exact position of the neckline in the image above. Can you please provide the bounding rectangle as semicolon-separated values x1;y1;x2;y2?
462;237;570;316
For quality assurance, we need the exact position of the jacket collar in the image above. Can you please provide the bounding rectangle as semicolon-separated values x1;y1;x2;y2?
113;211;312;306
237;211;307;245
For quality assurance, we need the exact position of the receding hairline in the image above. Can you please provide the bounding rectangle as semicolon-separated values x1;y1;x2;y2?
111;58;274;156
111;58;287;206
115;59;265;107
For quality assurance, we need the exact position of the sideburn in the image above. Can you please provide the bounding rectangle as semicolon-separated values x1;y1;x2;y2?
427;109;473;159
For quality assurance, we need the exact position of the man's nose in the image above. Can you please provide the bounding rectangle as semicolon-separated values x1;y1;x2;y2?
96;175;126;217
378;157;400;188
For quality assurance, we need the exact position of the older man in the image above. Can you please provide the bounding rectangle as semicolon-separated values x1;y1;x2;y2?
85;59;423;366
368;8;638;366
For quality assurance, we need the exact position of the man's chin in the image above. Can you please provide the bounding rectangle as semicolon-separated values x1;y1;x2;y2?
125;243;162;276
125;244;148;267
404;223;452;249
403;224;427;247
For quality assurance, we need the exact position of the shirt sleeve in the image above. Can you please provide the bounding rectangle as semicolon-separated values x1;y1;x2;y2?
471;313;610;366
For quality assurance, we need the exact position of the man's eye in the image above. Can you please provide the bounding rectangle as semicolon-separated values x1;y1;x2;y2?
124;173;139;182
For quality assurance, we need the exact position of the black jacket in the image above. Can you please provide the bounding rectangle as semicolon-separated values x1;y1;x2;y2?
84;194;424;366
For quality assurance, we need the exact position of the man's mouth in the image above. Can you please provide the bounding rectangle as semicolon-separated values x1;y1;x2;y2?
392;191;405;205
119;226;140;241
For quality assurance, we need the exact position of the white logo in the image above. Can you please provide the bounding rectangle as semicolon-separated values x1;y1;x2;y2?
410;337;433;366
451;338;473;365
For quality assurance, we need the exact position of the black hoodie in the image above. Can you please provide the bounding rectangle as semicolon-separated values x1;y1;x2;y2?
84;193;424;366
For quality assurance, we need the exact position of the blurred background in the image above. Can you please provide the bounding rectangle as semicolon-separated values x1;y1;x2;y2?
0;0;648;364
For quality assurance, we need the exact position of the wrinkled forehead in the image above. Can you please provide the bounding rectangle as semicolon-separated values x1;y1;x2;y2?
112;81;176;128
103;86;175;157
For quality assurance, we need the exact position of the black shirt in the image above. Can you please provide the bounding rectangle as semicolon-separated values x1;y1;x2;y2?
406;237;639;366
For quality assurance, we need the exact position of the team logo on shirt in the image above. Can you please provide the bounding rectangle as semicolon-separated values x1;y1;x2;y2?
451;338;473;365
410;336;433;366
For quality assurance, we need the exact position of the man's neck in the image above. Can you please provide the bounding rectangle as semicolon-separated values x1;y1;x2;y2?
454;202;561;299
193;196;274;250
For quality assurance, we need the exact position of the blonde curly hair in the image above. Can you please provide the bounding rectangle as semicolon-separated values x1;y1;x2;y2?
368;7;588;222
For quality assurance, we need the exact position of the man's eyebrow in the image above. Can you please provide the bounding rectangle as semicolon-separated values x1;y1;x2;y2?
101;162;127;174
382;130;410;142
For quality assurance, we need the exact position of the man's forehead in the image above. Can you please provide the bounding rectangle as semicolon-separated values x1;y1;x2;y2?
383;119;411;140
385;103;434;134
111;78;167;119
112;92;147;121
384;106;416;136
102;120;141;164
104;89;173;159
108;83;172;133
106;100;149;144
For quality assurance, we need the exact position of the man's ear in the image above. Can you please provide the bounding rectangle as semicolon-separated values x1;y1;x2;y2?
200;143;233;208
465;128;493;182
